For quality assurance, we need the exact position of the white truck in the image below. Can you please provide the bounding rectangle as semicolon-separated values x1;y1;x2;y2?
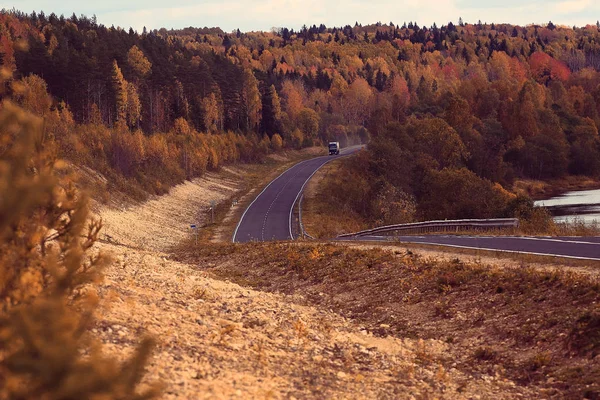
328;141;340;155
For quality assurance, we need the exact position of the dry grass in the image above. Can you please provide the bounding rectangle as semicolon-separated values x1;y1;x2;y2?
301;160;369;238
174;240;600;398
514;176;600;200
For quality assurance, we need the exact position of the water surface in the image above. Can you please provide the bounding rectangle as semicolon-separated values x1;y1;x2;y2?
534;189;600;224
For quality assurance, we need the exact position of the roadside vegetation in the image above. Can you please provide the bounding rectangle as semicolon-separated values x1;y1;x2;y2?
0;95;158;397
3;9;600;398
2;11;600;208
175;240;600;398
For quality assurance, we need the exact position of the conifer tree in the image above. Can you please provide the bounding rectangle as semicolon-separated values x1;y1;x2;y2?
242;69;262;132
111;60;128;123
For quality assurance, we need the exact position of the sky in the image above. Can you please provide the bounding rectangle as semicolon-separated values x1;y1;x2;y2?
4;0;600;33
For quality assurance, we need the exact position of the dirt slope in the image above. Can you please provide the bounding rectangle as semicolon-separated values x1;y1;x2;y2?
91;167;534;399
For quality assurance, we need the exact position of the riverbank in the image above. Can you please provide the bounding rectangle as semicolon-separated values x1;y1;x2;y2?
513;176;600;201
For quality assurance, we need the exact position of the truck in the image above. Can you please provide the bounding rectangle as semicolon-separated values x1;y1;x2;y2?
328;141;340;155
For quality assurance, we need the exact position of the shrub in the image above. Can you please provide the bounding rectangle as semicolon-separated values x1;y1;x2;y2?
291;128;304;149
271;133;283;151
0;100;159;399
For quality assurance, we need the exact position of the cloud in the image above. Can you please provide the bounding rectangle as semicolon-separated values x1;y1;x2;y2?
554;0;592;14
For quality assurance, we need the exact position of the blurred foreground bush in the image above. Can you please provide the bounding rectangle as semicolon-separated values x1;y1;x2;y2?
0;97;159;399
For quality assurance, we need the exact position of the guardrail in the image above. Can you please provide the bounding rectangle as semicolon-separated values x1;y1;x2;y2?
337;218;519;238
298;194;315;240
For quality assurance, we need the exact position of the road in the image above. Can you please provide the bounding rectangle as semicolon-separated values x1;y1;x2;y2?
233;149;600;260
338;235;600;261
233;146;362;243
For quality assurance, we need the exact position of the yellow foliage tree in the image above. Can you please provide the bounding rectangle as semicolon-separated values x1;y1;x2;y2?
242;69;262;132
271;133;283;150
127;45;152;79
0;99;159;399
202;92;223;133
111;60;128;123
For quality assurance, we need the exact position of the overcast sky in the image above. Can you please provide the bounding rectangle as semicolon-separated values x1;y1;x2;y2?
5;0;599;33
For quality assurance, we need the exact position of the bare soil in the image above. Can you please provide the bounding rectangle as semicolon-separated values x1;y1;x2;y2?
175;242;600;399
88;151;599;399
88;158;536;398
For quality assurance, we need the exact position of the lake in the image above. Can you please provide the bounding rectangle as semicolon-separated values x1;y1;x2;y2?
534;188;600;224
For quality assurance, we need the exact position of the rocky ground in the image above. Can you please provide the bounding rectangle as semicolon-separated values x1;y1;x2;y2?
91;165;538;399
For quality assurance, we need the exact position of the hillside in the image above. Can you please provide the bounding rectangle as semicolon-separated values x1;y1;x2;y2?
2;11;600;222
83;161;527;398
3;10;600;398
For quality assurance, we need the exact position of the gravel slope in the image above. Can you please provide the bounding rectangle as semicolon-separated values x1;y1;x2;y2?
91;169;533;399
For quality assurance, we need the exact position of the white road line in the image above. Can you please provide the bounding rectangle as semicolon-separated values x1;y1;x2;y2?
288;147;362;240
232;157;313;243
359;238;600;261
261;161;311;241
508;236;600;246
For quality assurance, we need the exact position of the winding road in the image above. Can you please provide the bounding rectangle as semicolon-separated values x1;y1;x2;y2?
233;146;362;243
233;149;600;261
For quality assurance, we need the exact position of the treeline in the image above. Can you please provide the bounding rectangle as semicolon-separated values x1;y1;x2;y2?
1;10;600;214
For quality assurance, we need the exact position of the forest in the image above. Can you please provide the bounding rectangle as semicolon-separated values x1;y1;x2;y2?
1;10;600;218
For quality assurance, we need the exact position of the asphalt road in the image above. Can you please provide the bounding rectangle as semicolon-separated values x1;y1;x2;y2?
233;148;600;260
233;146;362;243
339;235;600;261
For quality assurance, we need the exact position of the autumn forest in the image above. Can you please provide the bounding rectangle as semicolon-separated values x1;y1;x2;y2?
2;10;600;220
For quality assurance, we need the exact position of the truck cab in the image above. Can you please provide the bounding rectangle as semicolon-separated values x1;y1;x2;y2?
328;141;340;155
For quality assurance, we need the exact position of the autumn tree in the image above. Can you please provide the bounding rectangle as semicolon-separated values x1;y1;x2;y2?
126;82;141;129
271;133;283;150
12;74;52;117
411;117;469;169
127;45;152;80
111;60;128;124
280;80;304;121
202;91;223;133
297;107;320;140
241;69;261;132
418;168;511;220
342;78;372;126
261;84;283;137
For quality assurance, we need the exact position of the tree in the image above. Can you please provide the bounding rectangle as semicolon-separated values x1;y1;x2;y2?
12;74;52;117
261;84;283;136
412;117;469;169
291;128;304;149
297;107;320;139
342;78;372;125
111;60;128;123
126;82;141;129
387;76;410;122
126;45;152;80
202;92;223;133
241;69;261;132
280;80;304;121
530;52;571;84
271;133;283;150
418;168;511;220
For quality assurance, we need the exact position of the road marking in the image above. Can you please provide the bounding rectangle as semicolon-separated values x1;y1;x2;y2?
357;237;600;261
232;157;314;243
508;236;600;246
288;147;362;240
261;161;312;241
